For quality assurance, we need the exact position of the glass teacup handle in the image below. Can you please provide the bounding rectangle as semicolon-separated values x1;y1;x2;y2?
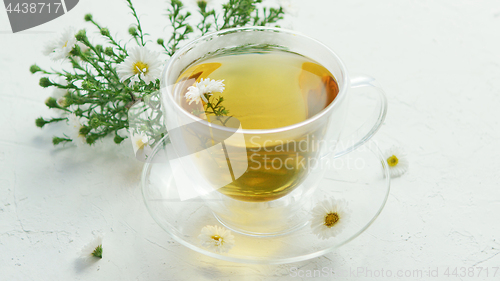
332;74;388;158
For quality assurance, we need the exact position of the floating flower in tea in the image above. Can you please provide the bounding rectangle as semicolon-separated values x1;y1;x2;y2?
185;78;225;104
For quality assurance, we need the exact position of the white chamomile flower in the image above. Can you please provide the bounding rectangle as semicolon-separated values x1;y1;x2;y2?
310;198;351;240
130;132;153;152
185;86;202;105
384;146;409;178
198;78;225;94
43;27;77;61
80;233;104;259
67;113;86;146
185;78;225;105
198;225;235;253
116;47;162;85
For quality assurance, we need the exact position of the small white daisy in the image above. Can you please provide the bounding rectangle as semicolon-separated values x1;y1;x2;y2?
67;113;86;146
310;198;351;240
384;146;409;178
116;47;162;85
80;233;104;259
198;225;235;253
185;78;225;105
130;132;153;152
197;78;225;94
43;27;77;61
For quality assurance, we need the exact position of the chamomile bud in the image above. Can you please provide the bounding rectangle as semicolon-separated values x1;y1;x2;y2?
104;47;114;56
75;29;87;42
35;117;47;128
30;64;41;74
79;126;91;136
45;97;59;108
89;116;101;128
95;44;103;53
128;27;138;36
100;28;110;37
39;77;53;88
52;137;67;145
85;134;98;145
84;14;93;22
114;134;125;144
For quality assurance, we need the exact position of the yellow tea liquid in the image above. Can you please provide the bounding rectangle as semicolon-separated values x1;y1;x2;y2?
177;50;339;201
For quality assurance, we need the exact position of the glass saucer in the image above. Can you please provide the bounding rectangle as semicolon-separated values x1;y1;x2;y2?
141;138;390;264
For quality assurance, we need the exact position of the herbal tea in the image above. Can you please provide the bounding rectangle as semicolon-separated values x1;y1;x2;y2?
176;50;339;202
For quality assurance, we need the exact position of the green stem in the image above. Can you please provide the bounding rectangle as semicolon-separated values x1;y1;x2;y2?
126;0;145;46
89;19;128;56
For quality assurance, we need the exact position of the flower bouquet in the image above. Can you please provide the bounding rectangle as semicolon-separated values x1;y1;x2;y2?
32;0;285;152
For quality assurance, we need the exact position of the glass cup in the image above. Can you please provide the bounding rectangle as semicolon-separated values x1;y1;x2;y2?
160;27;387;235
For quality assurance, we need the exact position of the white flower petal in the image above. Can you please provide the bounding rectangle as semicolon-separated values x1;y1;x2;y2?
44;27;77;61
310;198;351;240
130;131;152;152
80;233;104;258
67;113;86;146
383;146;409;178
56;97;67;107
117;47;162;85
185;86;202;104
184;78;225;105
198;225;235;253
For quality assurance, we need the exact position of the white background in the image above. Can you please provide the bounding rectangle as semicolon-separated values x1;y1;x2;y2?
1;0;500;280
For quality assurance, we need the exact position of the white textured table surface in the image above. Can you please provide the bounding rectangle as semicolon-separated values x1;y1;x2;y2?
1;0;500;280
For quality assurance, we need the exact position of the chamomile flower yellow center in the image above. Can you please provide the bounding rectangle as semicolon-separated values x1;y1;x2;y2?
211;235;221;241
43;27;77;60
387;155;399;167
135;138;146;149
133;61;149;74
324;212;340;227
116;47;161;85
